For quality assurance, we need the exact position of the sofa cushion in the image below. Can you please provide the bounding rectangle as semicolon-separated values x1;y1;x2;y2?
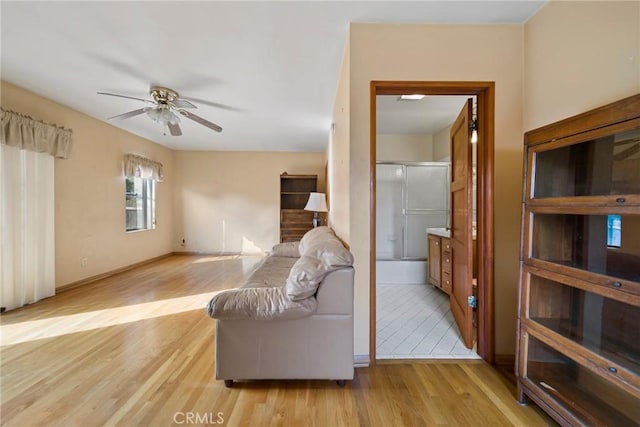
298;226;353;267
243;256;297;289
302;238;353;267
207;286;317;320
298;226;333;255
285;256;329;301
270;241;300;258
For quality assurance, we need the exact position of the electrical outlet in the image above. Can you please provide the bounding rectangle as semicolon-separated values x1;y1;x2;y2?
181;239;186;247
80;257;88;268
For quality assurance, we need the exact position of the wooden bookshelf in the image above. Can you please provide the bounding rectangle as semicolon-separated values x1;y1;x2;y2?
516;94;640;425
280;173;317;242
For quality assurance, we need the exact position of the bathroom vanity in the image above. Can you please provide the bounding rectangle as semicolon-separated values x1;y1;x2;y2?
426;228;477;295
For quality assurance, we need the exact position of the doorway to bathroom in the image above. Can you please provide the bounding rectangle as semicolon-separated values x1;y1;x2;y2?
370;81;495;364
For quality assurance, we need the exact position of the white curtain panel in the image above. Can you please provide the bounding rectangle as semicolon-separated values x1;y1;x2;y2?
0;144;55;311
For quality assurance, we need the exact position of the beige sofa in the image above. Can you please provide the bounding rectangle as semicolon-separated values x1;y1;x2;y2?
206;227;354;387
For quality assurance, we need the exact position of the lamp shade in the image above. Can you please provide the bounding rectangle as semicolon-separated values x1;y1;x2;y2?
304;192;328;212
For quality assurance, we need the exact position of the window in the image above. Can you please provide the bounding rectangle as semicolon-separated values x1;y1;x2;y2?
125;177;155;231
123;153;162;232
607;214;621;248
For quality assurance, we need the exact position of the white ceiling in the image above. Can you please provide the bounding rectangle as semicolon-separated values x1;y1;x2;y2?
1;1;545;152
377;95;471;135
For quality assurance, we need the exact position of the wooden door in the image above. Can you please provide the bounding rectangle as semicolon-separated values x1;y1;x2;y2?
450;99;474;349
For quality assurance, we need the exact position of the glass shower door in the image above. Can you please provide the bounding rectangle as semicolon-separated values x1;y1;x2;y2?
377;163;450;260
376;164;403;259
404;164;449;259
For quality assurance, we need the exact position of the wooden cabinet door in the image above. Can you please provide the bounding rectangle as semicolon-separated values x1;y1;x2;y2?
427;235;441;287
449;98;474;349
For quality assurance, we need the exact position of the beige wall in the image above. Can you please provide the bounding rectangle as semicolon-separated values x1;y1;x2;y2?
328;38;351;243
432;125;452;162
376;134;433;161
173;151;325;254
344;23;525;356
524;1;640;131
1;81;175;287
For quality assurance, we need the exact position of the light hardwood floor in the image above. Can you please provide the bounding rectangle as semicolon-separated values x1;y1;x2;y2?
0;255;555;426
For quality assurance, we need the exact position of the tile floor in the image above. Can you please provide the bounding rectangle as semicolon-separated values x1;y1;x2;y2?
376;282;480;359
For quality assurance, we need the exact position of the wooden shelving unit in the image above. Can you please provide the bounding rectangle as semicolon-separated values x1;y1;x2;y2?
280;173;317;242
516;94;640;425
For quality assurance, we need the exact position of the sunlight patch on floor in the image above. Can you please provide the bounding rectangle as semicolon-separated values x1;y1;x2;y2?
0;291;222;346
191;255;240;263
190;254;264;269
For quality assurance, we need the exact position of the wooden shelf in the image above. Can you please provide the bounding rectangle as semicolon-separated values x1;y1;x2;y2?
524;337;640;425
526;370;638;426
531;317;640;373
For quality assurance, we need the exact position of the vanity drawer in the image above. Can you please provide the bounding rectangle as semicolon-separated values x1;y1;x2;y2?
442;244;451;274
442;271;452;294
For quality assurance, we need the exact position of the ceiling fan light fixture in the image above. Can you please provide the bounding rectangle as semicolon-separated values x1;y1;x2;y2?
147;106;180;125
167;110;180;125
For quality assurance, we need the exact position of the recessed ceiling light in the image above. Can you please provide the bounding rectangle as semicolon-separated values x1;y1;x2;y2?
399;94;426;101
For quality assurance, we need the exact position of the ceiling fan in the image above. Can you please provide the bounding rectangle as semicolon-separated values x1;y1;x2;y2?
97;86;222;136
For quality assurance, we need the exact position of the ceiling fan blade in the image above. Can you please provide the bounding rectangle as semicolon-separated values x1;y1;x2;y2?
107;107;153;120
179;110;223;133
182;96;243;112
168;122;182;136
172;99;197;109
97;92;154;104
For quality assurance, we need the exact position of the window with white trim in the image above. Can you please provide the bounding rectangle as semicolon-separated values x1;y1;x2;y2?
125;176;156;232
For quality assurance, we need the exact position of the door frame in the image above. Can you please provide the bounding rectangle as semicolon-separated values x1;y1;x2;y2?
370;81;495;364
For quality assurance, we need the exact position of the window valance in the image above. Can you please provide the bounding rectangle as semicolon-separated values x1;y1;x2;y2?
0;108;73;159
123;153;164;181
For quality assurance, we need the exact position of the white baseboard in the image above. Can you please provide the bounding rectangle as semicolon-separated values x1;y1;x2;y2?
354;354;370;367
